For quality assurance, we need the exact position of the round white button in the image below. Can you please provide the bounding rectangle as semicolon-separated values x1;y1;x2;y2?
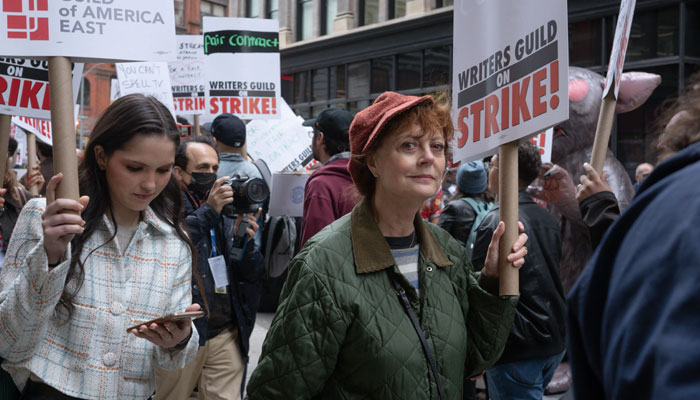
103;352;117;367
110;302;124;315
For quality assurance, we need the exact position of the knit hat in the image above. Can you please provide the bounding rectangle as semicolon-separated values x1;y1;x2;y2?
210;113;246;147
348;92;433;185
457;161;487;194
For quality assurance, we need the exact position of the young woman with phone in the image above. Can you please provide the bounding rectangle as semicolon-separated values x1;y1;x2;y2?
0;94;205;400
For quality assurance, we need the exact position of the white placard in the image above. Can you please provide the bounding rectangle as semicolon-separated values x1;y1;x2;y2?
109;77;120;102
0;58;83;119
203;17;281;119
269;172;311;217
452;0;569;162
0;0;176;62
11;104;80;146
246;98;314;173
170;35;206;115
527;128;553;164
603;0;636;99
116;61;175;118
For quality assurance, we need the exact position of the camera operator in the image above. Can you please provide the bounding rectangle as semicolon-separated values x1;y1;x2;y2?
154;136;264;400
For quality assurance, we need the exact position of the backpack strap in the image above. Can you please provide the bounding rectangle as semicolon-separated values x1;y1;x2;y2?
461;198;494;257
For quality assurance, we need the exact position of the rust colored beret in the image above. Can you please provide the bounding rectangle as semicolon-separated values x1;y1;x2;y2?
348;92;433;184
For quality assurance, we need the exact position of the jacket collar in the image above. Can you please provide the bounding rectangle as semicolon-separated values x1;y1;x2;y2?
101;206;173;238
351;198;452;274
491;189;534;210
219;153;245;162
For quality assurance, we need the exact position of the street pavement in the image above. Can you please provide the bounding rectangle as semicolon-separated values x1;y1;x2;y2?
246;312;569;399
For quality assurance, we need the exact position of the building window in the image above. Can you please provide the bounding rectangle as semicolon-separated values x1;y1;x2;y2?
423;46;450;88
330;65;346;99
294;71;310;104
323;0;338;35
361;0;379;26
174;0;185;28
298;0;313;41
80;79;91;108
371;57;393;93
390;0;407;19
312;68;329;101
397;51;421;91
247;0;259;18
267;0;279;19
569;20;602;67
201;1;226;26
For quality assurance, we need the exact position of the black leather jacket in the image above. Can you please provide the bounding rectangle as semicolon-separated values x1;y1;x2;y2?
472;190;566;364
437;198;478;248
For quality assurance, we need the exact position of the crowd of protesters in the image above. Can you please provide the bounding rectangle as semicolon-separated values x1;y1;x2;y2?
0;69;699;400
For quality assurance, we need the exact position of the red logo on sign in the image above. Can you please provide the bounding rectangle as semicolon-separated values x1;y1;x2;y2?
3;0;49;41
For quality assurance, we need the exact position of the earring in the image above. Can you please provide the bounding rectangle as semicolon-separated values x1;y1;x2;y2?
98;164;106;171
373;173;378;179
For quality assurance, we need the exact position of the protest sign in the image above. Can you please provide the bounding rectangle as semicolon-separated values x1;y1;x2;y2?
591;0;636;174
0;0;176;62
528;128;553;164
203;17;281;119
452;0;569;163
603;0;636;99
116;61;175;118
170;35;206;115
11;104;80;146
12;115;52;145
269;172;311;217
0;58;83;119
246;98;313;172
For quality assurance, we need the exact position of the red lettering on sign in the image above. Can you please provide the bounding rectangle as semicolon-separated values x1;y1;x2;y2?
532;67;547;117
210;97;219;114
501;87;510;130
19;80;43;109
230;98;242;114
512;76;531;127
484;94;499;138
469;101;484;143
457;107;471;147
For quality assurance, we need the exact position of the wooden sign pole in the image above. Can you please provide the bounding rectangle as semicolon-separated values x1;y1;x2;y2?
193;114;201;136
0;114;11;189
590;92;617;175
48;57;80;201
498;141;519;296
26;133;38;196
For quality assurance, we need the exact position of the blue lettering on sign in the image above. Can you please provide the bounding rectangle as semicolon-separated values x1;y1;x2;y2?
291;186;304;204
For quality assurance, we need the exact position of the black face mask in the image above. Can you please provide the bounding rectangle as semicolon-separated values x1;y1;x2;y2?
187;172;217;199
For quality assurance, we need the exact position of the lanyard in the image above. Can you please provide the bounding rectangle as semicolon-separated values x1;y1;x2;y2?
209;228;218;257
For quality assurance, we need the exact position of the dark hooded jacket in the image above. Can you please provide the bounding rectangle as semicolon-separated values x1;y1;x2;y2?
568;140;700;400
300;157;356;247
472;190;566;365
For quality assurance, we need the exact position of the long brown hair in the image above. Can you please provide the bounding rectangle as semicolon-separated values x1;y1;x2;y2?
655;72;700;162
60;94;209;320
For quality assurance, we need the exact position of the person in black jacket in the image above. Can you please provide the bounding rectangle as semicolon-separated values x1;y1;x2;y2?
472;142;566;400
154;136;264;400
438;160;492;249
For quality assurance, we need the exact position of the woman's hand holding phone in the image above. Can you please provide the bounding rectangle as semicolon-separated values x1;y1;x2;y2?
129;303;201;349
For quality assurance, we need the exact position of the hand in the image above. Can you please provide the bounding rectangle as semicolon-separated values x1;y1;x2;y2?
26;165;45;189
129;304;200;349
482;221;528;278
42;173;90;265
234;208;263;241
576;163;613;203
0;188;6;209
529;163;577;208
470;372;485;381
207;176;233;214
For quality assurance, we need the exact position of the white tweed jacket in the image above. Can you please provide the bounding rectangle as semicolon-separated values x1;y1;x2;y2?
0;198;199;399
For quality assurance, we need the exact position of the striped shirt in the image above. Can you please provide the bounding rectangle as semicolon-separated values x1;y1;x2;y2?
386;233;420;296
0;198;199;400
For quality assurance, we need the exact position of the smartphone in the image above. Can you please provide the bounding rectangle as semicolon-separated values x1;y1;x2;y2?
126;310;205;333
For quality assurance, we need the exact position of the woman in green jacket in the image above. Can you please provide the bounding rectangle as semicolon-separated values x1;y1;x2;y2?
246;92;527;400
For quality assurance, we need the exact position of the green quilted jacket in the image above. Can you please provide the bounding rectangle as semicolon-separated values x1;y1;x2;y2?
246;199;518;399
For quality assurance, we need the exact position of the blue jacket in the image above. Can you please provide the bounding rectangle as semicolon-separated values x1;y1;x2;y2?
182;191;264;358
568;140;700;399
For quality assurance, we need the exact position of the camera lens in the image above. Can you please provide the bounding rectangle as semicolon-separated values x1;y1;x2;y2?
245;179;269;203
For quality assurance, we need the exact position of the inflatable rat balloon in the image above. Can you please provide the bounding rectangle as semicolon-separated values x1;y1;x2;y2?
533;66;661;294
